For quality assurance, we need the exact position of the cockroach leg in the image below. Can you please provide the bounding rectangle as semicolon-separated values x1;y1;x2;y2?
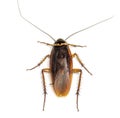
68;43;87;47
42;68;51;111
26;55;50;71
73;69;82;112
72;53;92;75
38;41;68;47
37;41;55;46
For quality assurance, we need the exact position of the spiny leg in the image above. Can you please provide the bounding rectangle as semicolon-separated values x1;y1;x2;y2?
73;69;82;112
68;43;87;47
42;68;50;111
37;41;55;46
72;53;92;75
26;54;50;71
38;41;68;46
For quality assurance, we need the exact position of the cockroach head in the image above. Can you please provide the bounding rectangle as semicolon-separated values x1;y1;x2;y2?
55;39;66;44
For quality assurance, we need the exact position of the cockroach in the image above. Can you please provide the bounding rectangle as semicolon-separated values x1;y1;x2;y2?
17;0;112;111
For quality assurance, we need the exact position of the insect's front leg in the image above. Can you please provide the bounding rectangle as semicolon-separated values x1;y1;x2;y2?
72;53;92;75
42;68;51;111
26;54;50;70
72;69;82;112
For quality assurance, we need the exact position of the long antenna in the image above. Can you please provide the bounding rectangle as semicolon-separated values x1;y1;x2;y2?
65;16;113;41
17;0;55;42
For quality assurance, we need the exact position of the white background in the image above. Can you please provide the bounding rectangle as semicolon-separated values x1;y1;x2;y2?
0;0;120;117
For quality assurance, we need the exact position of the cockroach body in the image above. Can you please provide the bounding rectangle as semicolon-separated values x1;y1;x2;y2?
17;0;112;112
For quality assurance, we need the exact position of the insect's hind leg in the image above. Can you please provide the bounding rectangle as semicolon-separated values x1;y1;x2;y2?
26;54;50;71
42;68;51;111
73;68;82;112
